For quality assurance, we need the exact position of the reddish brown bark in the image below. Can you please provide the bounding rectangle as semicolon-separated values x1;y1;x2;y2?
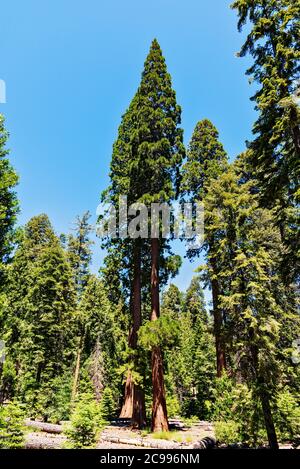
150;238;168;432
120;243;146;427
119;370;134;418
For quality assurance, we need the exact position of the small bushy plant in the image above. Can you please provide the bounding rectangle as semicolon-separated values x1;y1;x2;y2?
66;394;104;448
99;387;116;421
0;401;25;449
274;388;300;441
214;420;240;446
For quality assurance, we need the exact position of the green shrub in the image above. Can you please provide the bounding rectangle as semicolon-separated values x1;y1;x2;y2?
66;394;104;448
166;394;180;418
212;376;267;447
99;387;116;421
215;420;240;445
274;388;300;441
0;401;25;449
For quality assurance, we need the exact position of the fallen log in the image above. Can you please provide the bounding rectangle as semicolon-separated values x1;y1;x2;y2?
24;419;63;434
25;432;66;449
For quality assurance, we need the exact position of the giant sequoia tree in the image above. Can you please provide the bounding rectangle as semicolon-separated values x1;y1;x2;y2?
102;39;184;431
101;95;147;428
134;40;185;431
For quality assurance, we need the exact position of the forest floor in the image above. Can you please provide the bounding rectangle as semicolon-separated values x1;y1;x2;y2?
25;420;215;449
24;421;298;449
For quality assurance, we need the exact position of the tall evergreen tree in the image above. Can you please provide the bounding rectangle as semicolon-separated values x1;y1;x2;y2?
133;39;185;431
2;215;76;419
67;212;93;404
180;119;228;376
184;276;207;325
231;0;300;283
67;211;93;297
203;160;300;449
101;39;184;431
0;114;19;283
101;95;147;428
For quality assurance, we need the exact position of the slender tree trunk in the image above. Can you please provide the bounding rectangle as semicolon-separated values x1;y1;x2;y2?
259;390;279;450
90;339;104;403
120;242;146;427
211;258;226;377
71;333;84;405
150;238;168;432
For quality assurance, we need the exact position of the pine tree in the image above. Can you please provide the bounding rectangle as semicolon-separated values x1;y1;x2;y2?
67;211;93;297
161;284;182;319
180;119;228;376
184;276;207;325
231;0;300;283
67;212;93;404
0;114;19;284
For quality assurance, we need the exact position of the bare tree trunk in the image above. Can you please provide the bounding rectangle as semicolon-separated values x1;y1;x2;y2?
90;339;104;403
71;333;84;405
259;390;279;449
150;238;168;432
120;242;146;427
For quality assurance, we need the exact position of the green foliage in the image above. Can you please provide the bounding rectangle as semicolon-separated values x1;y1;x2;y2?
214;421;240;446
152;430;173;441
162;279;216;420
212;376;267;447
67;211;93;298
0;402;25;449
181;119;227;201
165;393;180;418
231;0;300;283
66;394;104;449
0;114;19;283
99;387;116;421
35;374;73;423
139;315;180;350
1;215;76;417
212;376;300;446
274;388;300;441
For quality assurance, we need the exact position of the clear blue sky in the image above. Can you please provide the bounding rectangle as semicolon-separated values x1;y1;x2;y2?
1;0;255;296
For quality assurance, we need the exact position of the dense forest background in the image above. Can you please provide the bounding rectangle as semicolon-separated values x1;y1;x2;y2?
0;0;299;450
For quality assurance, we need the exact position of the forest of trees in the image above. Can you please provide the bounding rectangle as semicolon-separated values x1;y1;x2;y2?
0;0;299;450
